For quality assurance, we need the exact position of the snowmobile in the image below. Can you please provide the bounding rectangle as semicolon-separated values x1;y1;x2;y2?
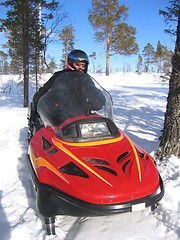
27;72;164;235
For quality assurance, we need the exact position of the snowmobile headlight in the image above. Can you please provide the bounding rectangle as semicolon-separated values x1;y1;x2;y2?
79;122;110;139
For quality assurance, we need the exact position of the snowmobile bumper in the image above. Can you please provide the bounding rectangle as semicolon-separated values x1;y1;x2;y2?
27;154;164;217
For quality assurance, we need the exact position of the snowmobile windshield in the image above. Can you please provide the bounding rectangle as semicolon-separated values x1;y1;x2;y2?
37;71;113;129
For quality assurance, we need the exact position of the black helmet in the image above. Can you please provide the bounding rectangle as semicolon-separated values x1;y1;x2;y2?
67;49;89;73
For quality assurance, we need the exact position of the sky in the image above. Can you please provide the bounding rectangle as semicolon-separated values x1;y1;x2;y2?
0;72;180;239
55;0;175;72
0;0;175;72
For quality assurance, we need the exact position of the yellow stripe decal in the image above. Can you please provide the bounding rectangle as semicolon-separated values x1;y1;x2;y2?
52;138;112;187
125;134;142;182
29;146;69;184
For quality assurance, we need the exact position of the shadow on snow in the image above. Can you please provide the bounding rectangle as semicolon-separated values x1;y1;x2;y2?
109;86;167;153
17;127;47;238
0;191;11;240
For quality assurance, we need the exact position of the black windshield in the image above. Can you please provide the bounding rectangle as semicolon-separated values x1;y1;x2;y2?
37;71;113;127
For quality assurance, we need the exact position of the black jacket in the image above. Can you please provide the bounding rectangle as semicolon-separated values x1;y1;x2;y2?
32;69;69;111
37;71;106;125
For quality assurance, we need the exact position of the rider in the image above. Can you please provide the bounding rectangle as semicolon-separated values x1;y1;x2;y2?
32;49;89;110
30;49;106;128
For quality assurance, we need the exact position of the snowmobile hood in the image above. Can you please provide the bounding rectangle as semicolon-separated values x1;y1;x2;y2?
29;115;160;204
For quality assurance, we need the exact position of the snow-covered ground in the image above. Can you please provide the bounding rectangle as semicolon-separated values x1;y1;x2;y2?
0;73;179;240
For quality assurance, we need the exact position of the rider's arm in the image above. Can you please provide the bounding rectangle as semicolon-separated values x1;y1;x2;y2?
83;75;106;111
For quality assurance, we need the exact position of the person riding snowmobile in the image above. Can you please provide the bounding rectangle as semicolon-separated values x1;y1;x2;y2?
30;49;106;130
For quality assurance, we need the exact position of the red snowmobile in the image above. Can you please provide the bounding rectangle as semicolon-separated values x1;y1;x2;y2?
27;72;164;235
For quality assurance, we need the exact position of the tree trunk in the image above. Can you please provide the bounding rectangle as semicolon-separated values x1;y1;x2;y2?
23;60;29;107
22;1;30;108
106;34;110;76
65;41;68;68
157;10;180;159
23;38;29;107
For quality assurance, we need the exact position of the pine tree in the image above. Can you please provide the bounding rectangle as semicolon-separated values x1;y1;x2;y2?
136;54;143;74
59;25;75;68
154;41;172;73
45;57;57;73
0;51;9;74
89;52;96;73
157;1;180;159
155;41;165;73
0;0;60;107
142;43;155;72
88;0;138;76
162;48;173;74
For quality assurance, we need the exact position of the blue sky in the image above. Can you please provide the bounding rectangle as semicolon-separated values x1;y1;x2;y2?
61;0;175;72
0;0;175;72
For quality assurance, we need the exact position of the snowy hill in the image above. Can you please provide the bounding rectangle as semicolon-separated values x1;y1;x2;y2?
0;73;179;240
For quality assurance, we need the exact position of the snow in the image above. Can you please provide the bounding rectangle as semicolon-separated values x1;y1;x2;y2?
0;72;179;240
